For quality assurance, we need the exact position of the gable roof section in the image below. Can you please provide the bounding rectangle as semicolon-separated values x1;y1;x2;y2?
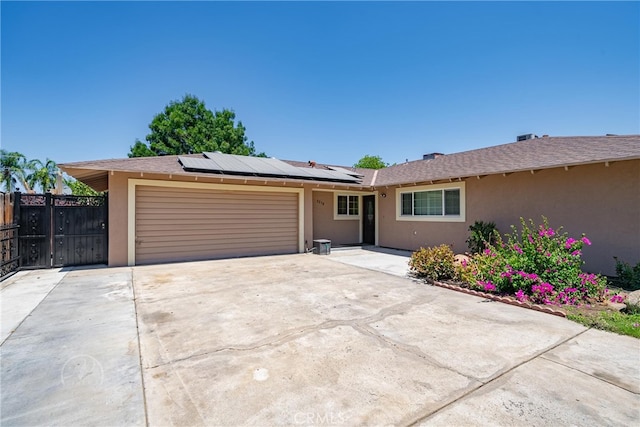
375;135;640;186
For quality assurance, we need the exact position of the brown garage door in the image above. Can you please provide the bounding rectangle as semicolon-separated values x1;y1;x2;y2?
135;185;299;265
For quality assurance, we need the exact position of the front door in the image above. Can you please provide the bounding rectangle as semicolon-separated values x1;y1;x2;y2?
362;195;375;245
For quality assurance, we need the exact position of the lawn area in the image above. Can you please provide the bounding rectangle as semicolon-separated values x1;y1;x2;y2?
565;303;640;339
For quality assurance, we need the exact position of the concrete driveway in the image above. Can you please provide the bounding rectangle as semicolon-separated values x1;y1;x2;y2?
1;251;639;426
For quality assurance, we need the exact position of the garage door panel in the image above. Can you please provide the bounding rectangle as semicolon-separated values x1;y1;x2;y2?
138;187;292;204
136;216;297;228
135;198;297;208
135;209;298;218
139;196;298;204
136;248;295;264
135;186;299;265
137;229;298;244
137;240;298;255
137;238;298;253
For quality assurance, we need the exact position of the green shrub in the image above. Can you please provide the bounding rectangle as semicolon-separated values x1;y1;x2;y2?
613;257;640;291
466;220;498;254
409;244;455;281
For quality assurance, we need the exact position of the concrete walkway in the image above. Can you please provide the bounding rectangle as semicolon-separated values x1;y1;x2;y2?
1;252;639;426
0;267;145;426
329;246;414;278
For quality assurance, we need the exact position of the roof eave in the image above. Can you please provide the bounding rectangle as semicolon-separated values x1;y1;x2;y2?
59;166;109;192
375;156;640;188
60;165;372;191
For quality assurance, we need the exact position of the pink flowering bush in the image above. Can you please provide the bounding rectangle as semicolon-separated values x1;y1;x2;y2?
610;294;626;304
457;217;608;305
605;289;627;304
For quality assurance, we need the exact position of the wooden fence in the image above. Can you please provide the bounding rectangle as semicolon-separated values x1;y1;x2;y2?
1;192;14;226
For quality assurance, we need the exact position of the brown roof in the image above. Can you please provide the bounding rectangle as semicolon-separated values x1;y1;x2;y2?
375;135;640;186
59;154;377;191
60;135;640;191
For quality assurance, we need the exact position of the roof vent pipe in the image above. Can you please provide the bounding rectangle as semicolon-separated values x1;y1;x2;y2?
517;134;538;141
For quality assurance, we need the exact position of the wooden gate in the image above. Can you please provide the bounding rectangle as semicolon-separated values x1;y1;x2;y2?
16;193;108;268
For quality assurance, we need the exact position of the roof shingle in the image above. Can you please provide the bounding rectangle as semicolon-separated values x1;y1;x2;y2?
375;135;640;186
60;135;640;190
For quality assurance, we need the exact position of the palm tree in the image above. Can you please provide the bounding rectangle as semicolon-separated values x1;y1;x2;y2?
27;158;59;193
0;149;32;193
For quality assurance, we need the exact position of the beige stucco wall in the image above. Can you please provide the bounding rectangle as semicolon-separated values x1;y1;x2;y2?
108;172;129;266
303;184;314;252
312;191;360;245
378;160;640;276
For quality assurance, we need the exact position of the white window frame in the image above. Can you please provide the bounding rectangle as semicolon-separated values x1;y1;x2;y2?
334;193;360;220
395;182;465;222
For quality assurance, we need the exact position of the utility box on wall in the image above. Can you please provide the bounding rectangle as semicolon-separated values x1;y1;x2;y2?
313;239;331;255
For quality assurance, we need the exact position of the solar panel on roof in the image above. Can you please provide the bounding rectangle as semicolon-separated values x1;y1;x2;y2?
326;166;364;178
205;153;258;174
178;156;221;172
180;153;362;183
204;152;299;176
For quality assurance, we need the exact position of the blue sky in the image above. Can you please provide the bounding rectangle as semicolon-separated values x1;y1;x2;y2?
2;1;638;167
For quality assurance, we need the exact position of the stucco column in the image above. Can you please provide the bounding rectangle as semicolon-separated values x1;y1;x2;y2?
303;184;314;252
107;173;129;266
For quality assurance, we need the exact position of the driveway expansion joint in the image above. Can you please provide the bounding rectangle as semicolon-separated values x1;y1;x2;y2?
130;267;150;427
408;327;591;426
540;338;640;395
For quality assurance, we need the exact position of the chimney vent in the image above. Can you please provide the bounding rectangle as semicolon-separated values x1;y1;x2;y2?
423;153;444;160
517;134;538;141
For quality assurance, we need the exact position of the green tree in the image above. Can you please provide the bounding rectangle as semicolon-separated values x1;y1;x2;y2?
64;177;103;196
128;94;265;157
27;158;59;193
1;149;32;192
354;155;388;169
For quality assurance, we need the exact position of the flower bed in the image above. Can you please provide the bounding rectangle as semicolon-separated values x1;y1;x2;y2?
409;217;626;308
430;279;568;317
